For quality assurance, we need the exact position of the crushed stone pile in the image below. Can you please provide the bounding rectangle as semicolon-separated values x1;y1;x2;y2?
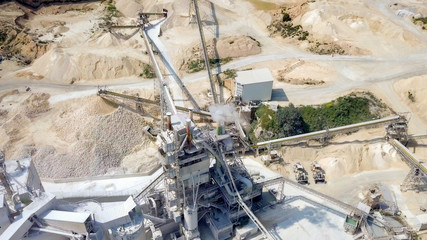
33;105;149;178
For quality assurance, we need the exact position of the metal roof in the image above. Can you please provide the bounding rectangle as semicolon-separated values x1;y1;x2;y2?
235;68;274;85
96;197;136;224
41;210;91;223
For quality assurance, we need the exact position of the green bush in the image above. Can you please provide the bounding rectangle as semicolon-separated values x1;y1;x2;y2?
0;31;7;43
282;12;291;22
250;93;383;141
407;91;415;102
140;64;156;78
223;69;237;79
187;57;233;73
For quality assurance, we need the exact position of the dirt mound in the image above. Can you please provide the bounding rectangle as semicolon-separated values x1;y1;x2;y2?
22;93;50;118
193;35;261;59
215;36;262;58
0;92;157;178
33;106;151;178
115;0;142;18
297;1;423;56
21;48;149;83
394;75;427;125
272;141;407;181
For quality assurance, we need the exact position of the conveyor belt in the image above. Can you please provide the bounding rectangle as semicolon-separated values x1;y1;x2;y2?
134;171;165;202
192;0;218;104
390;139;427;176
98;90;211;117
254;115;403;149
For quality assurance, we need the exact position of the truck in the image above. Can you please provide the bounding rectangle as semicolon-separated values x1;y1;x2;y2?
261;150;282;166
311;161;326;184
294;162;309;184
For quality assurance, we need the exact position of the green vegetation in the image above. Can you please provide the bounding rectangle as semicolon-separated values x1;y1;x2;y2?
187;57;233;73
0;31;7;43
140;64;156;79
413;17;427;30
222;69;237;79
407;91;415;102
413;17;427;24
267;8;309;41
99;0;119;31
308;42;345;55
249;93;386;142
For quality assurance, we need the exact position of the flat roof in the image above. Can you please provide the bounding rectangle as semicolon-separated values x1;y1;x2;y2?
235;68;274;85
96;197;136;224
41;210;91;223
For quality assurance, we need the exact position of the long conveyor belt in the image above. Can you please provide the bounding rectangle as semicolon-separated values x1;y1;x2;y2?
192;0;218;104
134;171;165;202
98;89;211;117
390;139;427;176
254;115;404;149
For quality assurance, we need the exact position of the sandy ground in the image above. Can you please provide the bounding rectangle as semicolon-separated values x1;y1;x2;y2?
0;0;426;237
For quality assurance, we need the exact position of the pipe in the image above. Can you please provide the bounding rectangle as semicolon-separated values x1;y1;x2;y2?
31;227;85;239
167;112;172;131
189;107;194;121
16;160;23;171
236;175;253;194
144;214;168;223
186;119;192;149
147;197;158;216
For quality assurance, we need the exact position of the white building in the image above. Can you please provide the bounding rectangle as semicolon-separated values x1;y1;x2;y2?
235;68;273;103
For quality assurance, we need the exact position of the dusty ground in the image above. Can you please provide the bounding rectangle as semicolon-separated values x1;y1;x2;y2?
0;1;425;229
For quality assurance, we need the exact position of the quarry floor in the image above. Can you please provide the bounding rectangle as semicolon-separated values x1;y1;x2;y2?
1;0;427;238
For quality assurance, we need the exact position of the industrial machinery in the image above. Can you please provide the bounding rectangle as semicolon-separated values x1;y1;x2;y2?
190;0;219;104
261;150;282;166
293;163;309;185
311;161;326;184
109;10;276;240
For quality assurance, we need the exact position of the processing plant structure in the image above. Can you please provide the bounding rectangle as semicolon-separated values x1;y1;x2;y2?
1;4;427;240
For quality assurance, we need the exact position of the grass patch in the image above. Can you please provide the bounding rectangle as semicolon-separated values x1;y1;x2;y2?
267;8;309;41
187;57;233;73
99;0;119;31
413;17;427;25
308;42;345;55
222;69;237;79
407;91;415;102
140;64;156;79
249;92;386;143
0;31;7;43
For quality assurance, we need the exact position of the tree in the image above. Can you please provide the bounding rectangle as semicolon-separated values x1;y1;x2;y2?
275;104;305;137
